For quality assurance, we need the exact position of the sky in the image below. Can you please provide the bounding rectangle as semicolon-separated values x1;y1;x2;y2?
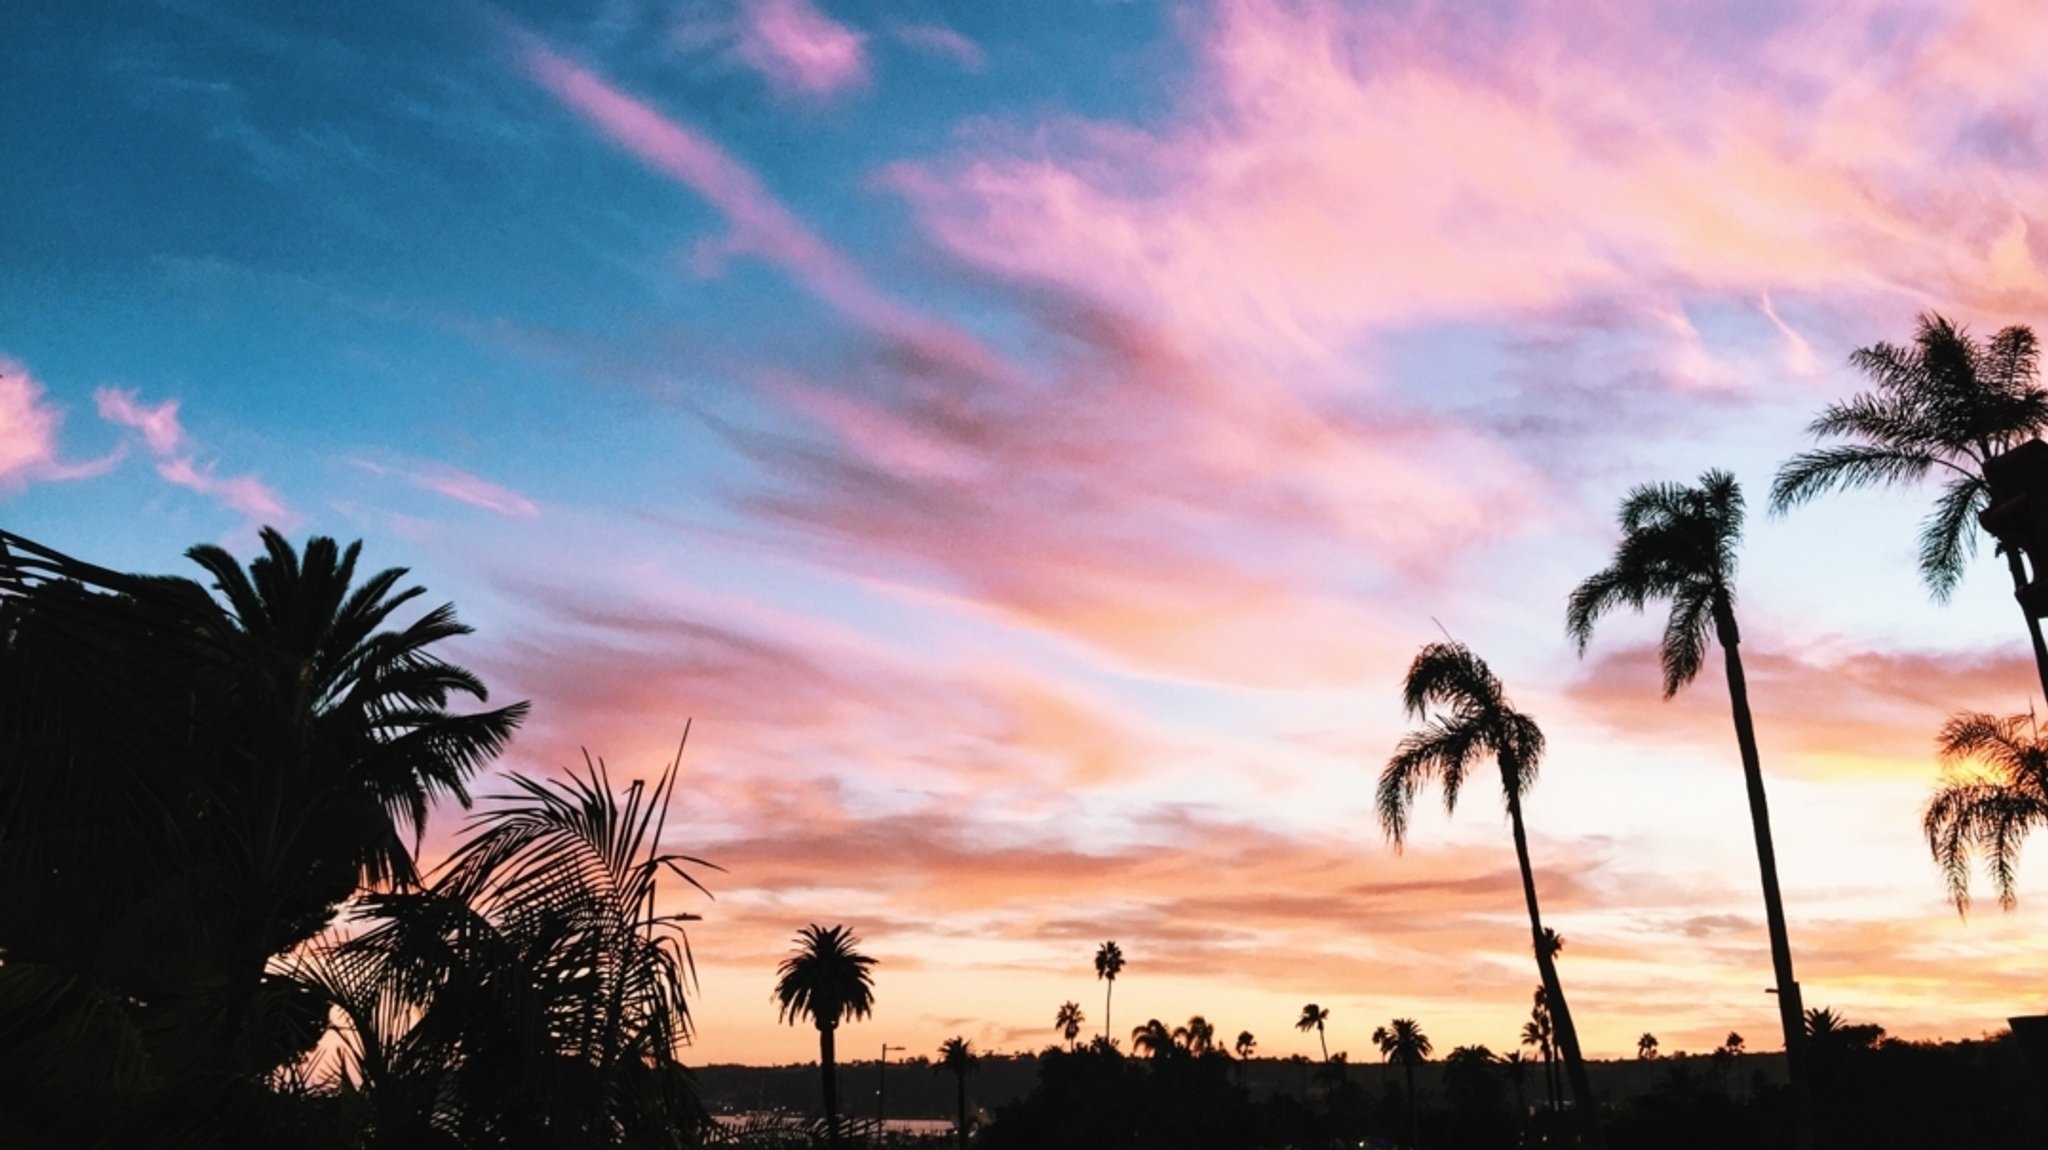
7;0;2048;1069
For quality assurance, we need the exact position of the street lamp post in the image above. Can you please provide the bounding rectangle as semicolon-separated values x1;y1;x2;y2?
876;1044;905;1135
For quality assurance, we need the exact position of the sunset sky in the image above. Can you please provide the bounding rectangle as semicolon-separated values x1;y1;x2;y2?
8;0;2048;1069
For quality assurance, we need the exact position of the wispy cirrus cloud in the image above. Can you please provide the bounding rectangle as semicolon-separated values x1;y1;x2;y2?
94;387;290;524
353;456;539;518
888;21;985;72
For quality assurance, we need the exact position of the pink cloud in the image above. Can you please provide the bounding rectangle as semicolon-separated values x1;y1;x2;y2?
94;386;290;523
0;358;118;489
888;21;985;72
886;0;2048;364
733;0;867;98
354;457;539;518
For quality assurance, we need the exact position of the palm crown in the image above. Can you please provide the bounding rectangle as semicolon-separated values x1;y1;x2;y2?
1381;640;1544;845
1925;710;2048;912
1770;313;2048;600
1567;469;1745;697
775;924;876;1032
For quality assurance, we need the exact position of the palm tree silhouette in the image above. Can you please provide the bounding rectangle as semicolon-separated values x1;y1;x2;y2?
1297;1003;1332;1062
1055;1000;1086;1050
1771;314;2048;695
1130;1018;1175;1059
1637;1033;1659;1060
0;527;526;1095
297;750;713;1146
1377;1018;1432;1150
1503;1050;1529;1124
1236;1030;1256;1059
1175;1015;1217;1056
1521;990;1559;1114
1383;640;1607;1149
774;924;877;1147
1094;941;1125;1046
1568;469;1813;1150
936;1036;978;1149
1925;710;2048;912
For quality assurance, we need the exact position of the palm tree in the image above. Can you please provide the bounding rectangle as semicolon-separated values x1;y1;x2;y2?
1637;1033;1659;1060
1503;1050;1530;1123
1296;1003;1332;1061
1055;1000;1085;1050
1770;314;2048;696
1175;1014;1217;1056
1925;710;2048;912
1377;1018;1433;1150
1235;1030;1256;1060
775;924;877;1146
1382;640;1606;1149
1568;469;1814;1150
297;750;714;1147
936;1037;978;1149
0;527;526;1115
1094;941;1124;1046
1130;1018;1175;1059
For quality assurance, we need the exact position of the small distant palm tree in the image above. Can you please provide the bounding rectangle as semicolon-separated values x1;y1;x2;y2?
1055;1000;1085;1050
936;1037;978;1149
1383;640;1605;1149
1722;1031;1747;1101
1235;1030;1256;1060
1924;710;2048;912
1770;313;2048;692
1296;1003;1332;1062
1094;941;1124;1046
1175;1015;1216;1056
1131;1018;1174;1059
1569;469;1813;1150
1377;1018;1432;1150
1503;1050;1529;1121
774;924;876;1147
1637;1033;1659;1060
1521;990;1558;1113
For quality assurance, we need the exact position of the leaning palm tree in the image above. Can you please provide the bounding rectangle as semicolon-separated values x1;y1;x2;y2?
1771;314;2048;695
1569;469;1813;1150
1925;710;2048;912
1377;1018;1433;1150
1094;941;1125;1046
1296;1004;1332;1062
775;924;877;1146
1383;640;1606;1149
1055;1000;1086;1050
936;1037;978;1149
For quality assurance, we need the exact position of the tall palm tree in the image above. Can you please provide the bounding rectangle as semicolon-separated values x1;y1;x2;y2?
936;1036;978;1149
1770;314;2048;696
1925;710;2048;911
1094;941;1124;1047
1296;1004;1332;1062
1383;640;1606;1149
775;924;877;1146
1377;1018;1433;1150
1055;1000;1086;1050
1569;469;1813;1150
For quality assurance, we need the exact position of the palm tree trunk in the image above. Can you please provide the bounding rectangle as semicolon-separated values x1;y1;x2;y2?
955;1072;968;1149
2001;549;2048;703
1104;980;1113;1049
1404;1059;1420;1150
1508;789;1608;1150
819;1021;840;1149
1714;605;1815;1150
1318;1027;1328;1062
